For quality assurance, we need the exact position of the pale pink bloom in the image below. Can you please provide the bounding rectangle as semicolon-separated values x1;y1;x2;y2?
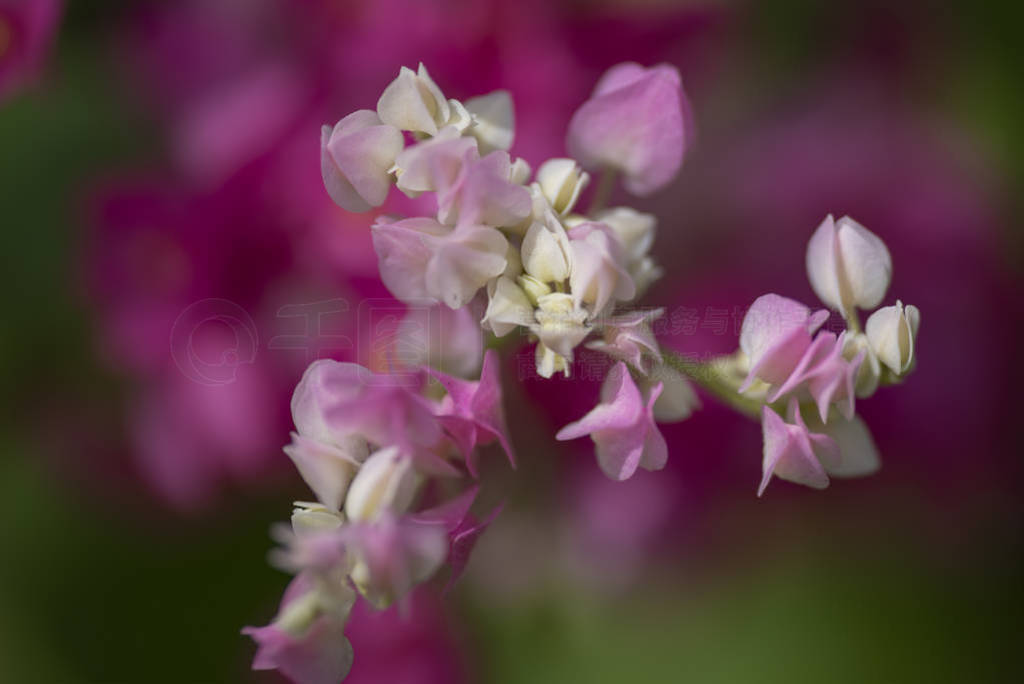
292;360;443;459
437;150;532;228
343;515;448;609
556;361;667;481
395;303;484;378
567;221;636;314
768;331;864;423
371;216;508;309
0;0;62;100
806;214;892;317
392;127;478;198
586;308;664;374
865;300;920;374
321;110;404;212
427;349;515;476
243;574;355;684
739;293;829;391
758;403;840;496
567;62;689;196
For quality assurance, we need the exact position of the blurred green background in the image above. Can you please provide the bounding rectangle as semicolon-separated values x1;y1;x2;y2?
1;1;1021;682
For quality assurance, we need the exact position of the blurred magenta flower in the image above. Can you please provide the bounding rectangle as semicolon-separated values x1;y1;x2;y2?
0;0;61;100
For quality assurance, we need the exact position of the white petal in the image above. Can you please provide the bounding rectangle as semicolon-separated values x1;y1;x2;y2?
835;216;892;311
465;90;515;153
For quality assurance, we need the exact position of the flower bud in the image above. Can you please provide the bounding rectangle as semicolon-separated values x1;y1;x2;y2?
806;214;893;317
321;110;403;212
465;90;515;153
536;158;590;215
567;62;689;196
509;157;532;185
482;276;534;337
376;63;450;136
345;447;422;523
522;216;572;283
865;300;920;375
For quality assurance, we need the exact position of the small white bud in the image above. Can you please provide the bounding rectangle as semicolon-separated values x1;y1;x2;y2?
806;214;893;317
521;216;572;283
865;300;920;375
377;63;451;136
344;447;422;522
482;276;534;337
509;157;532;185
536;158;590;215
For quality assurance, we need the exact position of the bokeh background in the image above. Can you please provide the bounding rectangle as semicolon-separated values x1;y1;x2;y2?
1;0;1022;681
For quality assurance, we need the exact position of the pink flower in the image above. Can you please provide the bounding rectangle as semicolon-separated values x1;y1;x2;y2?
342;515;449;609
412;486;503;591
393;128;478;198
586;308;664;373
567;221;636;315
437;150;531;228
0;0;62;101
758;403;840;496
243;573;355;684
556;361;667;481
371;216;508;309
292;360;444;464
427;349;516;477
768;331;864;422
321;109;404;212
739;293;829;391
567;62;689;196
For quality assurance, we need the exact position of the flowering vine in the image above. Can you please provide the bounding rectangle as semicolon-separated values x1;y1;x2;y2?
244;62;919;683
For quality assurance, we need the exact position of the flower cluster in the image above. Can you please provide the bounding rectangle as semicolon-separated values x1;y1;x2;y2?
245;353;510;682
734;214;920;495
246;62;919;683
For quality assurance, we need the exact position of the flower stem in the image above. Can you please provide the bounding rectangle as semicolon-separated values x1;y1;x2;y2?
661;350;764;420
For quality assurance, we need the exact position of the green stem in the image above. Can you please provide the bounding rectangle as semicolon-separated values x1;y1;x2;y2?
661;350;764;421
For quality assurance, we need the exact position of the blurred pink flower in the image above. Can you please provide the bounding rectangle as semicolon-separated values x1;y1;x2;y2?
0;0;61;100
